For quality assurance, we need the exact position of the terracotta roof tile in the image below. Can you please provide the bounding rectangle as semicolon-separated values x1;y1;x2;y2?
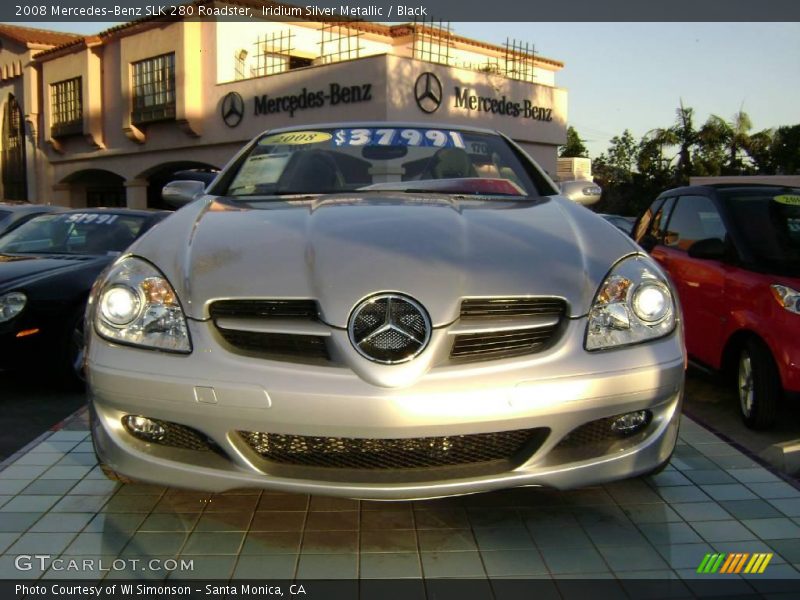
31;1;562;70
0;24;81;47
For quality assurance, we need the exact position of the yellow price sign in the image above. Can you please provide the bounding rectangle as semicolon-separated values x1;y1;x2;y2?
260;131;332;145
774;194;800;206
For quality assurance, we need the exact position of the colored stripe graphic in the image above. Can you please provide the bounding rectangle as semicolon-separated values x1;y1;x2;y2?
711;553;725;573
719;553;736;574
758;554;773;574
697;553;726;573
697;554;714;573
747;554;774;574
699;553;773;574
732;553;749;574
747;554;762;574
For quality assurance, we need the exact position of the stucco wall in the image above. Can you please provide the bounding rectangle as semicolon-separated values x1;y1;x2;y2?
38;28;566;207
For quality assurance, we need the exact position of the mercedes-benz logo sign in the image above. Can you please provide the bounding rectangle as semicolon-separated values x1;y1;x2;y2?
414;72;443;114
220;91;244;128
348;293;431;364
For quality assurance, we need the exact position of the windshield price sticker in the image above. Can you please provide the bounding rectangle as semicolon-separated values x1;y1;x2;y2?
260;131;332;146
774;194;800;206
65;214;119;225
333;128;466;148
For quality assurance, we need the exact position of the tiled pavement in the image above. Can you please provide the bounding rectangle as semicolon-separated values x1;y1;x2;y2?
0;413;799;595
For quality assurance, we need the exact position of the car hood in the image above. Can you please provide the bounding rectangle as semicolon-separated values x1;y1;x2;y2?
129;194;640;326
0;254;105;289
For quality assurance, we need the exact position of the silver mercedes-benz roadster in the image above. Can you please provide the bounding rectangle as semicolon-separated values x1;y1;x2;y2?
86;123;685;499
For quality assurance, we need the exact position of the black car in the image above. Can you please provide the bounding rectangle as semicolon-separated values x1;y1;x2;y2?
0;202;65;237
0;208;168;382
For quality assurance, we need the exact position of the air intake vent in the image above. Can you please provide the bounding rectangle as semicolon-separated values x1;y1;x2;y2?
459;297;566;319
238;428;549;471
451;326;559;360
209;299;319;320
123;417;216;452
209;299;329;362
217;330;329;360
451;297;566;361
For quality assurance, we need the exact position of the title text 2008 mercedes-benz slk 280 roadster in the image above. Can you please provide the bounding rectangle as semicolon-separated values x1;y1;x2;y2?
86;123;685;499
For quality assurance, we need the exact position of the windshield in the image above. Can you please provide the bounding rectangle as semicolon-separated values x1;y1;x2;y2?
723;189;800;276
0;212;147;256
220;127;542;198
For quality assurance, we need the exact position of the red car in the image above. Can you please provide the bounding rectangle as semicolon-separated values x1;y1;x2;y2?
634;184;800;429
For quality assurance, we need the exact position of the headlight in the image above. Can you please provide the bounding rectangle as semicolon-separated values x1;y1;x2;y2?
0;291;26;323
93;256;191;353
770;285;800;315
586;255;676;350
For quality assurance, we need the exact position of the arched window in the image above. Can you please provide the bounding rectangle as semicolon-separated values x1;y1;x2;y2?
1;94;27;200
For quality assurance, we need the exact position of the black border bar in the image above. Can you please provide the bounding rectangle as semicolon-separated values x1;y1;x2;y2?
3;0;800;23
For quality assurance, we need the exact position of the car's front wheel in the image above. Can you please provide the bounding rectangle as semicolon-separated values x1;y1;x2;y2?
738;338;780;430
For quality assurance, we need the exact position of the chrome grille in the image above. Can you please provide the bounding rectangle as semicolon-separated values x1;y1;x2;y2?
209;299;319;320
460;297;566;319
451;326;559;359
210;299;328;361
216;330;329;360
451;297;566;361
238;428;549;470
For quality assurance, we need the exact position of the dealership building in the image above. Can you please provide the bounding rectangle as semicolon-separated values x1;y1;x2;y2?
0;2;567;208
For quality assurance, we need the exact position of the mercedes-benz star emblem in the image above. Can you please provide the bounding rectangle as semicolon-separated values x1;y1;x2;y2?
221;91;244;128
348;293;431;364
414;72;443;114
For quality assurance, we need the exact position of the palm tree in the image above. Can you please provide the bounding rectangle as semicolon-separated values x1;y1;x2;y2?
649;100;699;184
638;131;672;184
700;110;753;174
671;101;698;182
746;129;774;174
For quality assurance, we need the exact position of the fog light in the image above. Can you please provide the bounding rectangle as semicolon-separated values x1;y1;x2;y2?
123;415;166;442
610;410;651;435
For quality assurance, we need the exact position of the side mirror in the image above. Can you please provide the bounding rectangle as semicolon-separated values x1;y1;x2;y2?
558;180;602;206
162;180;206;208
688;237;726;260
638;234;658;253
664;231;679;246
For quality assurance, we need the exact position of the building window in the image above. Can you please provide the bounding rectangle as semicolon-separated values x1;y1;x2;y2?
2;94;27;200
131;53;176;125
51;77;83;137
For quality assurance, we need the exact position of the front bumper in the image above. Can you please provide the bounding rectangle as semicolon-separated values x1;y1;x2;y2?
88;319;685;499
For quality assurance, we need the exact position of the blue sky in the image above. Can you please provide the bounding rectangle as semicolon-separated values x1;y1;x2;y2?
454;22;800;158
23;21;800;158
